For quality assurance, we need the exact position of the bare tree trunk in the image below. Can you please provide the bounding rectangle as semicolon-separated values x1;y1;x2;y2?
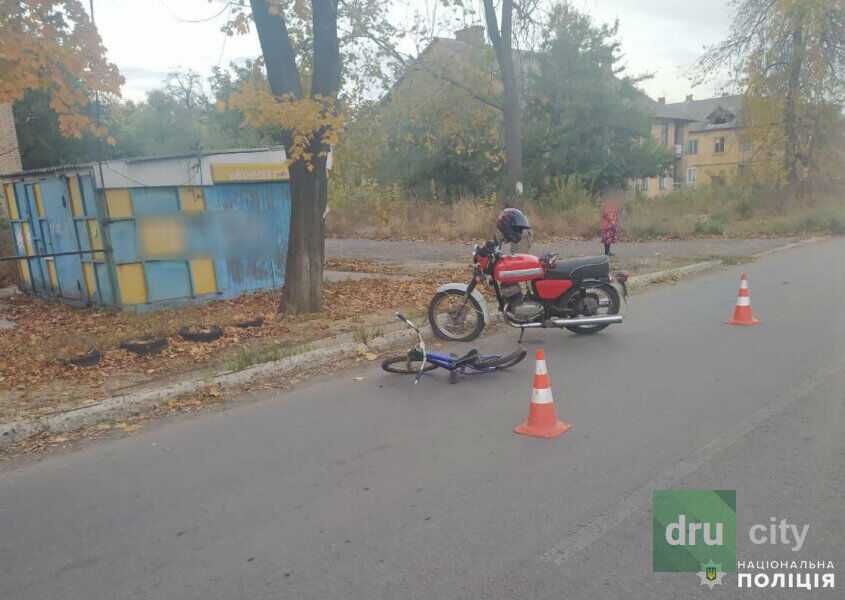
783;26;805;186
251;0;339;313
285;158;328;312
250;0;302;100
482;0;523;207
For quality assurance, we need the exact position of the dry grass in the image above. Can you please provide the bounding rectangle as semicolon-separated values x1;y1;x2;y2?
327;180;845;241
326;181;598;241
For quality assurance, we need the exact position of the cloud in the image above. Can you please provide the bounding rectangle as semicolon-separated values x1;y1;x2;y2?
98;0;735;105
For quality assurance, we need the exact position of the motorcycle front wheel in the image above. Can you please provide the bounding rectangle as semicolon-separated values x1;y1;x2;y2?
428;290;486;342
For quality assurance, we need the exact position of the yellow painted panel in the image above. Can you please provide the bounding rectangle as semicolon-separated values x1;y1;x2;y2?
3;183;18;220
116;263;147;305
21;222;34;255
34;184;44;217
83;262;97;298
190;259;217;295
68;175;84;217
138;218;185;258
179;187;206;213
211;162;289;183
46;259;58;290
87;220;104;251
106;189;133;218
18;260;31;287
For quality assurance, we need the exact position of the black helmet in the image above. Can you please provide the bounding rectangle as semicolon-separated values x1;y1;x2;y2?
496;208;531;244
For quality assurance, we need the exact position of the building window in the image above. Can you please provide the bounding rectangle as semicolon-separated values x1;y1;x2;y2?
687;167;697;185
714;136;726;153
661;123;669;146
659;176;669;191
642;178;649;192
687;139;698;155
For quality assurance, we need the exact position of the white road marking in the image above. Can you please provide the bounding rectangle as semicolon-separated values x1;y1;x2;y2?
539;358;845;566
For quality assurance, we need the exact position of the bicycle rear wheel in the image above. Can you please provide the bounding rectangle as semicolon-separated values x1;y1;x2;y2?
472;349;527;370
381;355;439;375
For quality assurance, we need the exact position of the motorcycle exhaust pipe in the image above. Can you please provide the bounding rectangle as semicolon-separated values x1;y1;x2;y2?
506;314;623;329
549;314;623;327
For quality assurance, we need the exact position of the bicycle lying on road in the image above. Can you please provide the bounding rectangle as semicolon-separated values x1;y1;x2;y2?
381;313;527;384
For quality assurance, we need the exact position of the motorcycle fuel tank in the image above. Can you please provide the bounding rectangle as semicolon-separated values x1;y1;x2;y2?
494;254;544;284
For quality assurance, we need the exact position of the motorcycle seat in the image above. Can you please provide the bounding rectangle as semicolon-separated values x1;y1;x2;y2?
451;349;480;367
545;256;610;281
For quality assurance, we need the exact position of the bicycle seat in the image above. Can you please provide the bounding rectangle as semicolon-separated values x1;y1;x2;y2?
452;349;480;367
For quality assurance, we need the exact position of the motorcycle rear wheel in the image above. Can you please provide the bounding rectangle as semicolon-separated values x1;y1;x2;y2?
565;283;621;335
428;290;486;342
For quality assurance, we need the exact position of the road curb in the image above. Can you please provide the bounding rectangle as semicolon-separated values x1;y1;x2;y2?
0;324;427;448
0;237;823;448
626;260;723;291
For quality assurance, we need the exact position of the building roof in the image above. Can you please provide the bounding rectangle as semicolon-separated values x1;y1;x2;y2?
654;95;744;131
0;147;288;188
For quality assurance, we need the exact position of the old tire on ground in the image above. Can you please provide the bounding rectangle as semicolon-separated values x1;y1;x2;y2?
235;316;265;328
179;325;224;343
64;348;102;367
120;337;168;355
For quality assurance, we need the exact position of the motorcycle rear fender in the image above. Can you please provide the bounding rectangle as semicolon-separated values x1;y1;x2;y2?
436;283;489;326
610;280;629;303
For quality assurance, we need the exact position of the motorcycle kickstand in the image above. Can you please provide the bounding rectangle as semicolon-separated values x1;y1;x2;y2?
518;327;525;344
449;369;461;385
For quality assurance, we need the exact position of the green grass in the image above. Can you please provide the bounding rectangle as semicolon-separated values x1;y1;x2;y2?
225;343;314;372
352;325;385;346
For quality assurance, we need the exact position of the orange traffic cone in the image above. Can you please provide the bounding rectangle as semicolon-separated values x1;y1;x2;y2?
514;349;572;438
727;272;760;326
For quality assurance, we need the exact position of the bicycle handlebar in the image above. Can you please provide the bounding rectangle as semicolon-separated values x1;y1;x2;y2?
395;313;426;383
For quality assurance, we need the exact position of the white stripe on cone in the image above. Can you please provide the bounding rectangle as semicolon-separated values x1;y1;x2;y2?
532;386;554;405
740;280;749;290
535;360;548;376
736;296;751;306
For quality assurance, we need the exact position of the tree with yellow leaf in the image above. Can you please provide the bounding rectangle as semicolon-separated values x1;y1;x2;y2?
222;0;401;313
0;0;123;139
696;0;845;187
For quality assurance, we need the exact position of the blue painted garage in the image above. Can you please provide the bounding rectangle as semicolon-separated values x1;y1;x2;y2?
0;148;292;311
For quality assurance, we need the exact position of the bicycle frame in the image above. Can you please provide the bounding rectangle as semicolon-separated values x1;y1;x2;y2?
394;313;505;384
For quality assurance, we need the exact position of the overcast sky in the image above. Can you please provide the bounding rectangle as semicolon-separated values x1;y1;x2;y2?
92;0;736;103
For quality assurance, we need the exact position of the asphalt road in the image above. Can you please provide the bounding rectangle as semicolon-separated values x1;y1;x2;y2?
1;238;843;599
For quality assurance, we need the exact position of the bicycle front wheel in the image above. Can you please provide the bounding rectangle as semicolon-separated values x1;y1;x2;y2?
381;355;440;375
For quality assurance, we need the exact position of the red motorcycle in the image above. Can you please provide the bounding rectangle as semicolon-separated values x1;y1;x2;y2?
428;239;628;342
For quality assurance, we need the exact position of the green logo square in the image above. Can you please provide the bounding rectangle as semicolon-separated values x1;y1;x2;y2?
652;490;736;572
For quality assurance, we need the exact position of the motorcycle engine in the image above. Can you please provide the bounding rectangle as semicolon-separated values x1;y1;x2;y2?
501;284;544;323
